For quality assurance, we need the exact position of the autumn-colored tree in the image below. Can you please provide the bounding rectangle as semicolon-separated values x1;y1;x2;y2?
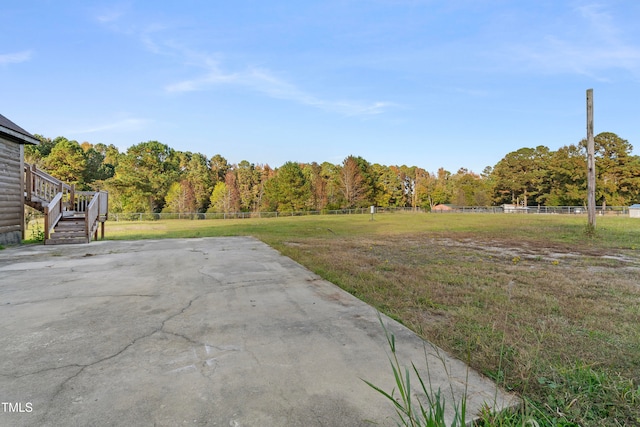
235;160;261;212
413;167;435;209
254;164;275;212
449;169;489;206
221;170;241;212
178;152;213;212
340;156;369;208
163;180;197;213
320;162;343;209
372;164;403;207
207;182;229;213
23;130;638;213
93;143;121;170
425;168;453;207
302;162;328;210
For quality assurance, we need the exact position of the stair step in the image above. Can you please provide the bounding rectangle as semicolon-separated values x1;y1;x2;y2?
48;216;88;245
52;232;85;238
59;218;85;223
53;227;84;234
45;236;89;245
55;224;85;230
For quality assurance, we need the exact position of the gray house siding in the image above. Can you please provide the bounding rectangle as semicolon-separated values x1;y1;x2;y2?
0;136;23;245
0;114;39;245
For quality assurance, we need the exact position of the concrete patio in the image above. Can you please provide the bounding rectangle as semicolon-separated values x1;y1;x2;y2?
0;237;519;426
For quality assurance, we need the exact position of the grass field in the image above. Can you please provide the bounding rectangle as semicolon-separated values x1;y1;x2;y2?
104;212;640;426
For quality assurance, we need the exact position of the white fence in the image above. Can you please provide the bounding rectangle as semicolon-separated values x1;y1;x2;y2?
430;206;630;215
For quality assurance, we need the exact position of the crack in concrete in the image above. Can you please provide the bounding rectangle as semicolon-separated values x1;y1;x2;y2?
36;295;200;424
162;330;201;347
8;296;195;379
5;294;160;306
209;278;278;288
1;363;85;380
187;248;209;256
14;266;232;424
163;335;242;380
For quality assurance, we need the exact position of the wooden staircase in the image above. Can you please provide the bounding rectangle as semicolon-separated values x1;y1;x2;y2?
47;216;88;245
24;163;108;245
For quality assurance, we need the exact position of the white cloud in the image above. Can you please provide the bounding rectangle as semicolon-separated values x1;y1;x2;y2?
504;3;640;78
165;60;238;92
95;3;131;23
166;60;395;116
97;9;397;117
575;3;617;43
97;10;123;23
0;50;32;65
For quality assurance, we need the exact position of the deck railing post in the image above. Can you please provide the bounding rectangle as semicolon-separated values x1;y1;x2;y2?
32;164;37;193
85;207;90;241
44;206;50;241
70;185;75;212
25;165;32;201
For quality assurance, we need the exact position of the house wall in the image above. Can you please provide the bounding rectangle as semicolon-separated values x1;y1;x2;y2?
630;208;640;218
0;136;23;245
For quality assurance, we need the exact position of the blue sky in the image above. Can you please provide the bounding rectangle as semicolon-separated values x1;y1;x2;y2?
2;1;639;173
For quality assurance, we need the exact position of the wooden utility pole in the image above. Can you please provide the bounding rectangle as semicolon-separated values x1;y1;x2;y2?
586;89;596;229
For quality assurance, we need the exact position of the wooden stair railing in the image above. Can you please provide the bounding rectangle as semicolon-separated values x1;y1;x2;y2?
24;163;73;209
84;191;109;243
24;163;108;244
43;192;64;241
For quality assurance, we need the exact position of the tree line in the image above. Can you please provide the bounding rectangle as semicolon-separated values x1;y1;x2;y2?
24;132;640;214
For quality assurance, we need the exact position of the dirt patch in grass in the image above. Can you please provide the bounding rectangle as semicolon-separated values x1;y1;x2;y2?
278;232;640;425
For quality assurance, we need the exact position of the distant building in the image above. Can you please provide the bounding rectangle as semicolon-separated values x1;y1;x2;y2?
630;204;640;218
502;204;529;213
0;114;39;245
432;204;453;212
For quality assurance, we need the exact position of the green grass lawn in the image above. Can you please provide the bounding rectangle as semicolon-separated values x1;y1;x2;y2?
106;212;639;248
104;212;640;426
